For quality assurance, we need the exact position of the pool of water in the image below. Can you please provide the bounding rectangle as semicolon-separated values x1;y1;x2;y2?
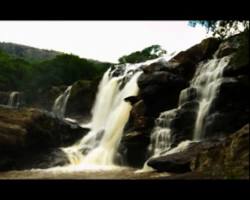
0;165;172;179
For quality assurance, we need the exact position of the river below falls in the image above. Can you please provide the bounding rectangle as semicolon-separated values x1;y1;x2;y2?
0;166;174;179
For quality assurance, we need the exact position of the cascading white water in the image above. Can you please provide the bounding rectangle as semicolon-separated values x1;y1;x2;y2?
52;85;72;119
148;109;178;156
192;55;231;140
139;54;231;172
8;91;20;107
137;108;178;172
62;65;142;168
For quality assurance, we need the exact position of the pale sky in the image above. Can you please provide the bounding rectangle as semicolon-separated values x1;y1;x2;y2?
0;21;209;63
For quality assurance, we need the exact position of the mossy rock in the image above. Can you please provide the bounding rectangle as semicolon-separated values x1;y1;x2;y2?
191;124;249;179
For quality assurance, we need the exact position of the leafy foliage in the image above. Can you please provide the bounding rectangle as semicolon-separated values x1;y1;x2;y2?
0;42;61;63
189;20;249;39
0;49;112;95
118;45;166;64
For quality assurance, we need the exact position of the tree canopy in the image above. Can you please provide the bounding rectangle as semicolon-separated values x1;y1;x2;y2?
189;20;249;39
0;49;112;93
118;45;167;64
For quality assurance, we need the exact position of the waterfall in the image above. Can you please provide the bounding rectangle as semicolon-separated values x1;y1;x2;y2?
192;55;231;140
137;108;179;172
139;54;231;172
8;91;20;107
148;109;178;156
52;85;72;119
62;65;142;168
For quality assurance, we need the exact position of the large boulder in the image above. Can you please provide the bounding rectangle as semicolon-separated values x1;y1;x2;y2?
202;76;249;137
138;71;188;117
120;99;154;168
0;106;88;170
168;101;199;146
168;37;221;80
147;140;217;173
191;124;249;178
148;124;249;178
221;31;249;77
119;131;150;168
66;79;99;119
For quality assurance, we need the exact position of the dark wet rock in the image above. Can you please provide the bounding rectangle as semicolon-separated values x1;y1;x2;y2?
0;148;69;171
124;96;141;105
128;100;149;131
121;100;154;167
66;79;98;118
222;31;249;77
168;37;221;80
141;61;173;74
211;76;249;113
138;71;188;116
203;111;249;139
119;131;150;168
0;106;87;170
148;124;249;178
147;140;217;173
138;71;186;88
191;124;249;178
202;76;249;138
169;109;197;147
125;32;249;170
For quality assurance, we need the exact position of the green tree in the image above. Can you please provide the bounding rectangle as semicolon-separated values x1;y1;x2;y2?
189;20;249;39
118;45;166;64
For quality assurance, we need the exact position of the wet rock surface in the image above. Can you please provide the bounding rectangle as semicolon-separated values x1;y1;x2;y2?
0;106;87;171
147;124;249;178
120;31;249;171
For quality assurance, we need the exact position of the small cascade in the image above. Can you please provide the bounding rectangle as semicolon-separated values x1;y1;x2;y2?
139;53;232;172
8;91;20;107
148;109;178;156
137;109;178;172
192;55;231;140
52;85;72;119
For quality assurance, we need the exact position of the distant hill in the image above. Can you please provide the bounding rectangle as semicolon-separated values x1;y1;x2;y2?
0;42;63;62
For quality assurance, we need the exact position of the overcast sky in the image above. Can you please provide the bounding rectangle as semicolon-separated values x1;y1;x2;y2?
0;21;209;63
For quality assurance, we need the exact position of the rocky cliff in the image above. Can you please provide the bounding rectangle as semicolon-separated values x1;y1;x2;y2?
120;30;249;170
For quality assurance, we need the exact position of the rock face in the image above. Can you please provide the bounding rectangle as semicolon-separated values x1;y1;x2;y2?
138;70;188;117
147;124;249;178
147;140;219;173
25;79;99;120
0;106;88;171
167;37;221;80
121;31;249;168
191;124;249;178
26;85;67;111
0;92;9;105
66;79;99;119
